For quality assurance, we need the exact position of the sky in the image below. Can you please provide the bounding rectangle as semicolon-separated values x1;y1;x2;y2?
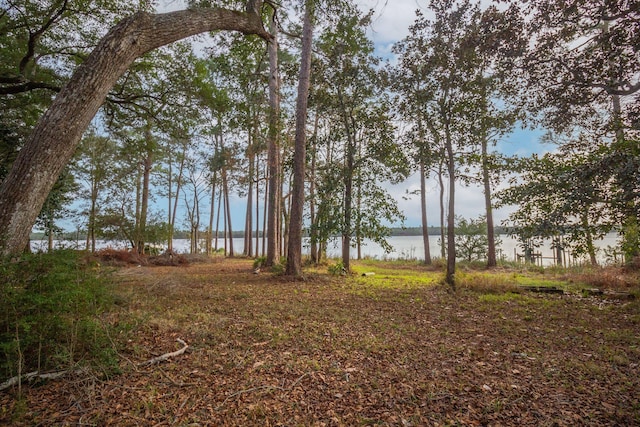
354;0;548;228
131;0;548;232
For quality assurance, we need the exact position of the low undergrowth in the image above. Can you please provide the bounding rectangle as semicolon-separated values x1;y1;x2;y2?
0;250;118;388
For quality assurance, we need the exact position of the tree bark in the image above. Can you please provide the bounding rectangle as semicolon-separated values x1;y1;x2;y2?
223;168;234;257
265;9;281;267
444;122;456;290
244;150;254;256
438;159;446;259
420;159;432;265
309;114;318;264
0;5;269;256
338;91;356;273
481;133;497;267
285;0;314;276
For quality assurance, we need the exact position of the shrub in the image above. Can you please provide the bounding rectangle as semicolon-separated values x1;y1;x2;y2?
0;250;118;385
328;261;346;276
253;256;266;269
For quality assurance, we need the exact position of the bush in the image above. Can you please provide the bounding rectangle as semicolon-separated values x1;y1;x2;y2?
0;250;118;384
328;261;346;276
253;256;266;269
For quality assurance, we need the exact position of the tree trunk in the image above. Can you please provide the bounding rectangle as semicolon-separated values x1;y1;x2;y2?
265;9;281;267
223;168;234;257
255;156;260;257
340;97;356;273
481;133;496;267
167;149;173;253
438;160;446;259
285;0;313;276
47;218;54;252
309;115;318;265
170;141;187;253
215;187;222;252
137;150;153;255
244;151;254;256
262;163;268;257
420;159;432;265
444;124;456;290
208;172;217;255
0;5;269;256
88;180;98;253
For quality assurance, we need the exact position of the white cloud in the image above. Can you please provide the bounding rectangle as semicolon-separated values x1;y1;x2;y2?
357;0;430;44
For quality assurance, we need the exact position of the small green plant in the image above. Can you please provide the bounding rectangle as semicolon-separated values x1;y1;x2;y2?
0;250;118;386
270;263;285;275
328;261;346;276
253;256;266;269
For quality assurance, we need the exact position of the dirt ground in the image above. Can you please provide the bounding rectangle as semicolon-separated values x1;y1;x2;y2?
1;258;639;426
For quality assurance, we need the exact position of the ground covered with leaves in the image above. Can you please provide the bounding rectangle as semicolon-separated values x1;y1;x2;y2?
2;258;639;426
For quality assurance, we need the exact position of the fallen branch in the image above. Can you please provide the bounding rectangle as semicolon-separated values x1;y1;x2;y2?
140;338;189;366
0;368;90;391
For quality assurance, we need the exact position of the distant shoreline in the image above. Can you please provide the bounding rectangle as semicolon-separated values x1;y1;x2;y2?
31;226;514;241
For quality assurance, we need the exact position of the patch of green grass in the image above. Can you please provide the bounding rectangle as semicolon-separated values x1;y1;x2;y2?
512;274;567;288
349;263;439;290
457;272;520;294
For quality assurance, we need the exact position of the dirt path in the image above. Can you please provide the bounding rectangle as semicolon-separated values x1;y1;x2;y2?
2;258;639;425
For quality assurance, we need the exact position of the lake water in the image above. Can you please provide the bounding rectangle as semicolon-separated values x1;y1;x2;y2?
34;233;622;266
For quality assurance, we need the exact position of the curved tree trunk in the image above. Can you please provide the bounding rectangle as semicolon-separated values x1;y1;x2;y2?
0;5;268;256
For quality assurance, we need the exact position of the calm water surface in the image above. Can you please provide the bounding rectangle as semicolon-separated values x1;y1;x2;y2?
35;233;622;266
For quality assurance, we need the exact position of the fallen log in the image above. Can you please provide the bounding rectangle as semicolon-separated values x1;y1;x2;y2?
519;285;564;294
0;367;90;391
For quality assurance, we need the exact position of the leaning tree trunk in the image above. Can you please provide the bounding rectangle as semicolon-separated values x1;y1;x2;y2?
0;5;269;256
285;0;314;276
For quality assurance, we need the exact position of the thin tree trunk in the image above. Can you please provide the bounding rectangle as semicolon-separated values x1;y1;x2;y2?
582;212;598;266
262;163;268;257
309;113;319;264
208;171;217;255
170;141;187;253
255;156;260;257
481;133;496;267
444;123;456;290
285;0;313;276
223;168;234;256
88;181;98;253
47;218;54;252
337;89;356;272
215;187;222;252
138;151;152;255
420;159;432;265
438;160;446;259
167;149;173;252
244;151;254;256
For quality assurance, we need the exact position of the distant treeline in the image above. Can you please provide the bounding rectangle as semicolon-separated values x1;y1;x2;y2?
32;226;513;241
